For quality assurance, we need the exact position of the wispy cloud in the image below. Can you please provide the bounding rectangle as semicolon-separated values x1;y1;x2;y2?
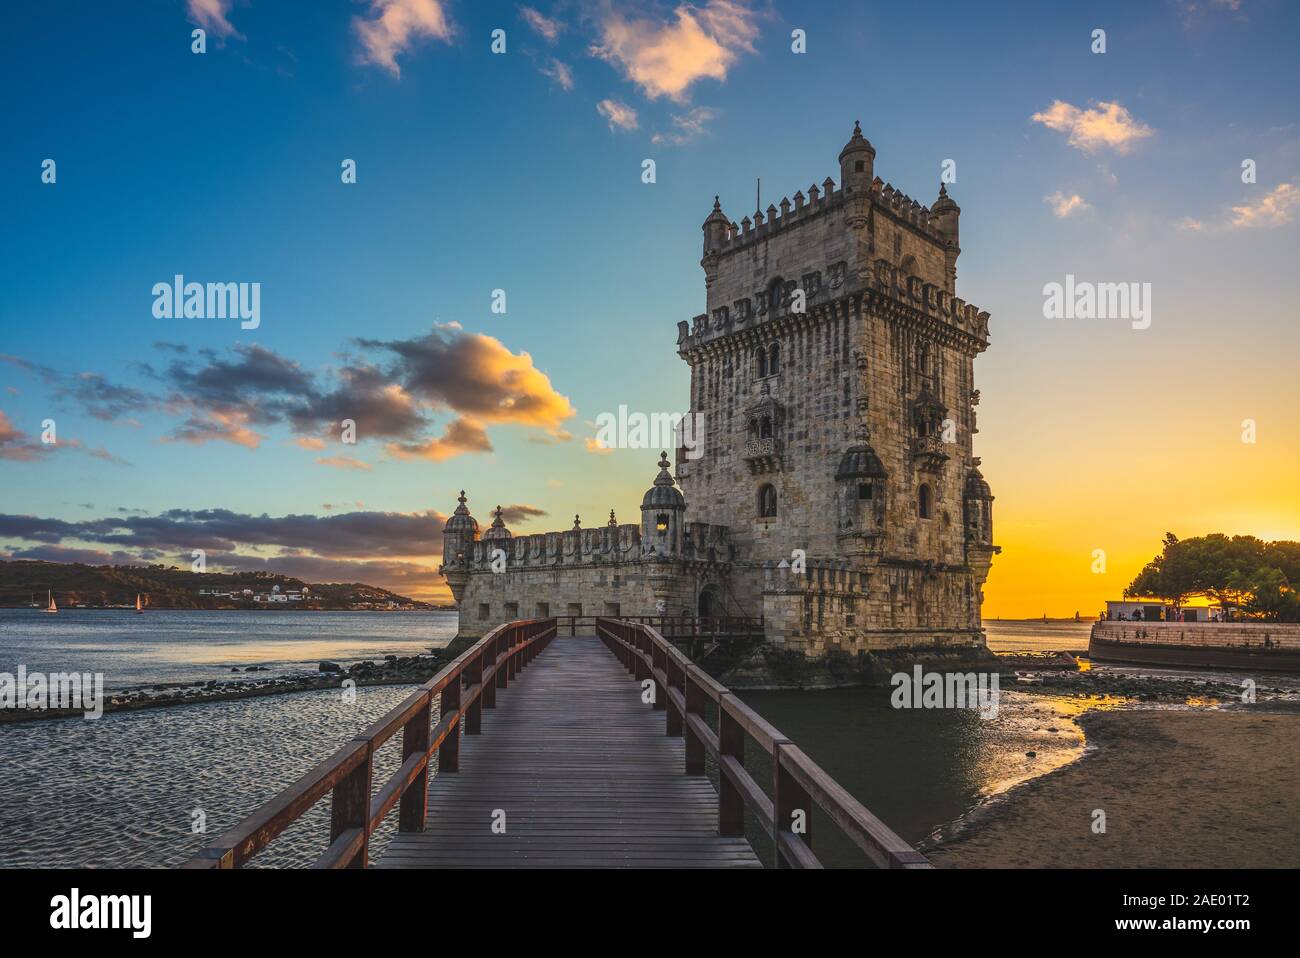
651;105;718;145
1230;181;1300;227
1044;191;1089;218
316;455;374;471
1031;100;1153;154
519;5;564;42
597;97;638;131
1182;181;1300;232
541;57;575;90
592;0;760;102
354;0;454;77
498;504;548;524
186;0;242;41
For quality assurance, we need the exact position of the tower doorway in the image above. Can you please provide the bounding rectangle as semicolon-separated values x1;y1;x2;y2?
698;585;722;618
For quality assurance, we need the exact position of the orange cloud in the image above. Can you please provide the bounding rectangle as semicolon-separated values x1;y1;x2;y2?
592;0;759;102
354;0;454;77
165;410;262;449
186;0;242;40
1044;191;1089;218
316;455;374;471
1031;100;1153;154
386;417;492;461
1230;182;1300;228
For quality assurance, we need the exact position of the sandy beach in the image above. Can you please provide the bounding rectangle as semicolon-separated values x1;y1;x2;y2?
927;705;1300;868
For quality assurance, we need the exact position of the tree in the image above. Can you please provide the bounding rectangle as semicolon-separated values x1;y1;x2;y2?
1125;533;1299;622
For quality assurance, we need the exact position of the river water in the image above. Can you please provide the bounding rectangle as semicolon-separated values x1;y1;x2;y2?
0;612;1100;868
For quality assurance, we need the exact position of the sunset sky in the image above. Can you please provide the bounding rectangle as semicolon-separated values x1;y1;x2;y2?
1;0;1297;614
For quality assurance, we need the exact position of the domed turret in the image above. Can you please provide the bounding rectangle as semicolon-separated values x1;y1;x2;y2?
838;120;876;191
483;505;512;541
835;444;887;481
835;443;887;546
444;490;478;536
963;459;994;547
931;182;962;289
439;490;479;603
702;195;730;254
640;452;686;556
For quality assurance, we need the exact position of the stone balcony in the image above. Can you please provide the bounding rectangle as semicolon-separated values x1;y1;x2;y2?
743;436;783;475
911;435;950;472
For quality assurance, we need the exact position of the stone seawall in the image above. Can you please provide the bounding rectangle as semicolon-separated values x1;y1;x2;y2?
1089;621;1300;672
1092;621;1300;649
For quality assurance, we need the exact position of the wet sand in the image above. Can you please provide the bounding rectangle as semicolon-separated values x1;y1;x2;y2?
927;706;1300;868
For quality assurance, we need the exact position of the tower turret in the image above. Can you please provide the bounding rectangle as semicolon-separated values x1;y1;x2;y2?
931;182;961;290
439;491;479;603
483;505;512;541
640;451;686;557
838;120;876;192
834;442;888;563
962;459;994;548
702;195;730;253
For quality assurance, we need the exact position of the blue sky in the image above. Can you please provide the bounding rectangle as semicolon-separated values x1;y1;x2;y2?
1;0;1297;607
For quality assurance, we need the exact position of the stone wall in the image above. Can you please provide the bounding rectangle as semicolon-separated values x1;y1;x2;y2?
1092;621;1300;650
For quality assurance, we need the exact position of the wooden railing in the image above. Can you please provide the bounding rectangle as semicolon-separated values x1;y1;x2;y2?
552;614;764;639
596;617;932;870
184;618;557;869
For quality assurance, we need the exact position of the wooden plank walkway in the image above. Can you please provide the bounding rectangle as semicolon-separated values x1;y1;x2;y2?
377;635;762;868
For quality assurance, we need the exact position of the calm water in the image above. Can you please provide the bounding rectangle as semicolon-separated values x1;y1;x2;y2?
1;611;1094;868
0;608;458;689
983;619;1093;652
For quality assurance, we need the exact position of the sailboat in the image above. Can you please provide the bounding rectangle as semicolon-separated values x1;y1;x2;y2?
136;593;145;614
42;590;58;614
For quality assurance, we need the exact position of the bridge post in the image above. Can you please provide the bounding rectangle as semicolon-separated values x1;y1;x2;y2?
399;693;433;830
665;657;683;737
330;740;372;867
465;646;483;736
497;629;509;690
773;742;813;868
684;673;706;776
650;643;666;712
718;699;745;836
439;677;461;774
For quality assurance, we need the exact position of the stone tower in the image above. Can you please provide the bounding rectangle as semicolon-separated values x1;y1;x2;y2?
675;122;997;651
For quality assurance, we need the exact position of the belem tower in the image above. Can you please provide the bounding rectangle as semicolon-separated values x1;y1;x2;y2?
440;123;999;657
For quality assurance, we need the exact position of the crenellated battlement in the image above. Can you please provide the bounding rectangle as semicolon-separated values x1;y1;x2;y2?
713;174;947;257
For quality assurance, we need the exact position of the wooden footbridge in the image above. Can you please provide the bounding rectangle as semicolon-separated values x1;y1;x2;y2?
185;619;931;870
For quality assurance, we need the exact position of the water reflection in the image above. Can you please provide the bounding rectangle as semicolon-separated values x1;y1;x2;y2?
740;685;1096;867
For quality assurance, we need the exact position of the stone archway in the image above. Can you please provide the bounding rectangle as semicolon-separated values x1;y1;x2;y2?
698;584;722;619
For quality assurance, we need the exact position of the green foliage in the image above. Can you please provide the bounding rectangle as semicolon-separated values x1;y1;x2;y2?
1125;533;1299;621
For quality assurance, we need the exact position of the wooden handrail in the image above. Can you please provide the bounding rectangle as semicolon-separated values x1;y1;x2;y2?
183;618;557;869
549;614;764;638
595;617;932;870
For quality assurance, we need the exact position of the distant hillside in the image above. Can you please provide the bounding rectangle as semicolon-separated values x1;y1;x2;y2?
0;560;431;610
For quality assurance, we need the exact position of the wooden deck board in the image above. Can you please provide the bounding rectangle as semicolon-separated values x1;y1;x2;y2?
376;635;762;869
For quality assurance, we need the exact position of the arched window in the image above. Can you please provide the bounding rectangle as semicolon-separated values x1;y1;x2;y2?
758;484;778;518
755;346;768;379
759;416;772;439
768;342;780;375
918;483;932;520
